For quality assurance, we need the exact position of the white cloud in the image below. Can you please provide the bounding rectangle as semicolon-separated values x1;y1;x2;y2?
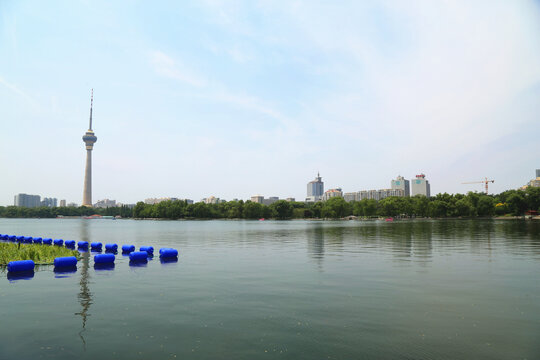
150;50;207;88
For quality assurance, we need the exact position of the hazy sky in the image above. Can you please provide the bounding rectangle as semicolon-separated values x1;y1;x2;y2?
1;0;539;206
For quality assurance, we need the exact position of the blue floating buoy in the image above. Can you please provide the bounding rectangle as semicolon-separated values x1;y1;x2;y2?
122;245;135;253
78;241;89;249
140;246;154;255
33;237;43;244
43;238;53;245
65;240;76;248
24;236;33;243
129;251;148;262
105;243;118;252
9;235;16;242
91;242;103;251
54;256;78;268
53;239;64;246
16;236;25;243
159;248;178;258
7;260;35;272
94;253;115;264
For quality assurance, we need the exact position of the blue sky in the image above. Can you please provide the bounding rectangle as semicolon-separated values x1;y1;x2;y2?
1;0;539;206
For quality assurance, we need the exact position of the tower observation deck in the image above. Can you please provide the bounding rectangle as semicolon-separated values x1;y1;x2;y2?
82;89;97;207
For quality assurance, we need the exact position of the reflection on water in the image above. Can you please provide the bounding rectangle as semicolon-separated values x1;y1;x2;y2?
75;221;92;351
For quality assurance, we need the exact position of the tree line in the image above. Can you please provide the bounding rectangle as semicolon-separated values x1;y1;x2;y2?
1;187;538;220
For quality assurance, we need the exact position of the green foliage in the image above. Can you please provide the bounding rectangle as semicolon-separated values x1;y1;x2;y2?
0;243;81;265
0;205;133;219
270;200;294;220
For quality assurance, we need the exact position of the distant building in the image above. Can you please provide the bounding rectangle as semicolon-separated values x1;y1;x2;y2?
67;202;78;207
307;172;324;199
203;196;220;204
250;195;264;204
144;197;177;205
59;199;67;207
411;174;431;197
41;197;58;207
322;188;343;201
94;199;117;208
263;197;279;206
391;175;410;197
286;197;295;202
521;169;540;190
344;188;405;202
14;193;41;208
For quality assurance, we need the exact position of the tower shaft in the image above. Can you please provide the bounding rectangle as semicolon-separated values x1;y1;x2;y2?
82;149;92;206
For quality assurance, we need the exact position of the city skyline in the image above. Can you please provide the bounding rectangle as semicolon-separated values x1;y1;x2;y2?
1;1;539;206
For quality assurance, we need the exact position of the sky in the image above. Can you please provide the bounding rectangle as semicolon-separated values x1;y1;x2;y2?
0;0;539;206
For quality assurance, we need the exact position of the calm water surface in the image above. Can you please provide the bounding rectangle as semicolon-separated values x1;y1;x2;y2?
0;219;539;359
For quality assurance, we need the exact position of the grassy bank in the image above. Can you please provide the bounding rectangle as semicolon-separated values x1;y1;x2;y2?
0;243;81;265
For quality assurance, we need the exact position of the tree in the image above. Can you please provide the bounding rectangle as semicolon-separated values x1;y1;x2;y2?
270;200;294;220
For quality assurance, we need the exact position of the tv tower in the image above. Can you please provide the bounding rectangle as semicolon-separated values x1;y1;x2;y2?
82;89;97;207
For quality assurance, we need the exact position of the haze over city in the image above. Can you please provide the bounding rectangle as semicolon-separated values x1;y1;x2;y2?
1;1;539;206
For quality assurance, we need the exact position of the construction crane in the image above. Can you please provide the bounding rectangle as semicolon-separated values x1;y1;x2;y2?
462;178;495;194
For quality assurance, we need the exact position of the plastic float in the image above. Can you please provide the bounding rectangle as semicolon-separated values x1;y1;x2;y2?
94;254;115;264
16;236;25;243
122;245;135;254
53;239;64;246
91;242;103;251
33;237;43;244
129;251;148;262
78;241;89;249
54;256;78;268
65;240;76;248
23;237;33;243
140;246;154;255
43;238;53;245
159;248;178;258
7;260;35;272
9;235;16;242
105;243;118;252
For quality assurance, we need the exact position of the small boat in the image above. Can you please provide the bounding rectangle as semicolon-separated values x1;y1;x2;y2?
385;218;394;222
259;218;265;221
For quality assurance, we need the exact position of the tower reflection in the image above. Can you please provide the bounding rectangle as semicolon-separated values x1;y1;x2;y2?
75;220;92;350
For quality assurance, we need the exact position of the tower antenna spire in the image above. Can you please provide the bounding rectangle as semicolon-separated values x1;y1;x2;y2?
89;89;93;130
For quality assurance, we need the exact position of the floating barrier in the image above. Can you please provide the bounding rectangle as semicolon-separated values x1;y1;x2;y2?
129;251;148;262
53;239;64;246
7;260;35;272
43;238;53;245
91;242;103;251
33;237;43;244
9;235;16;242
54;256;78;268
23;236;33;243
78;241;89;249
94;254;115;264
122;245;135;254
16;236;25;243
159;248;178;258
65;240;76;248
140;246;154;255
105;243;118;252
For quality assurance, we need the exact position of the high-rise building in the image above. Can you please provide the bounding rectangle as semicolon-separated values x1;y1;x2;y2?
82;89;97;207
59;200;67;207
391;175;410;197
250;195;264;204
411;174;431;197
306;172;324;202
14;193;41;208
41;197;58;207
322;188;343;201
536;169;540;178
94;199;117;208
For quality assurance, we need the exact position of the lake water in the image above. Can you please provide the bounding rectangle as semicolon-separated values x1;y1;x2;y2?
0;218;539;359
